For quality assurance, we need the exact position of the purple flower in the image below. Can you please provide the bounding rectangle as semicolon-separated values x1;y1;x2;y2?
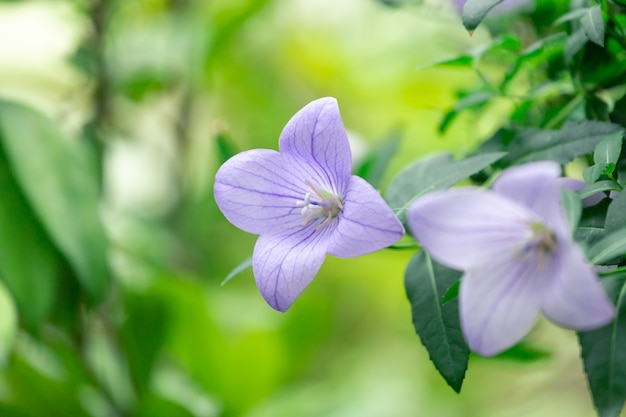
408;161;614;356
214;97;404;311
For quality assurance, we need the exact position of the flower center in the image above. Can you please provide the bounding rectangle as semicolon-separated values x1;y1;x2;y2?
520;222;557;271
296;180;343;231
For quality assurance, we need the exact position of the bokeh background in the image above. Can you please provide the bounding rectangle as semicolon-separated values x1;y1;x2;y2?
0;0;609;416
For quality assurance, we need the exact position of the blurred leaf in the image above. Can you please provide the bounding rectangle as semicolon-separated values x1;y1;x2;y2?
405;251;468;392
442;279;460;305
0;281;17;366
561;188;582;235
577;198;610;246
606;190;626;232
579;180;621;199
0;101;109;300
440;91;494;133
221;256;252;286
590;130;624;182
508;121;623;165
582;6;605;47
462;0;505;32
491;343;551;362
553;7;590;26
588;228;626;265
120;72;169;101
216;131;239;165
0;143;63;326
386;152;505;223
502;33;566;89
355;130;401;188
121;291;171;394
565;28;589;62
579;274;626;417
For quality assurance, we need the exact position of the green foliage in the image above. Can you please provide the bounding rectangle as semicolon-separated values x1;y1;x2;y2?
404;251;468;392
579;274;626;417
0;101;109;301
507;122;623;165
588;228;626;265
386;152;505;223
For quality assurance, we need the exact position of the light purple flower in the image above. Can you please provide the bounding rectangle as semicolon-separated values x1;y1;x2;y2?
214;97;404;311
408;161;614;356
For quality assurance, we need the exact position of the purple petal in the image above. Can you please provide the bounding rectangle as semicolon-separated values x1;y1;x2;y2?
408;188;534;270
460;256;542;356
214;149;308;235
540;238;614;329
492;162;569;236
278;97;352;196
253;228;331;311
327;176;404;258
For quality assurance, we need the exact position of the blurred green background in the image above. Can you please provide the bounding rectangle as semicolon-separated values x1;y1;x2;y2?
0;0;607;416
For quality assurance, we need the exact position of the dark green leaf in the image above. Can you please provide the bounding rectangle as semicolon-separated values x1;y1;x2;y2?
0;101;109;300
462;0;505;32
582;6;605;47
355;129;401;188
490;343;550;362
508;121;622;165
440;91;494;133
579;180;621;199
0;144;63;325
221;256;252;286
121;290;171;394
442;279;460;305
405;251;468;392
606;190;626;232
386;152;505;223
215;131;238;165
579;274;626;417
588;228;626;265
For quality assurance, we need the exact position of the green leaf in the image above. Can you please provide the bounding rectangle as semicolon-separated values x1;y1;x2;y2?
490;343;550;362
553;7;591;26
579;274;626;417
462;0;505;33
221;256;252;286
579;180;621;199
440;91;494;133
582;5;605;47
0;101;109;300
0;281;17;366
606;190;626;233
588;228;626;265
591;130;624;182
355;129;401;189
0;143;63;325
565;28;589;63
442;279;460;305
508;121;623;165
386;152;505;223
405;251;468;392
561;188;582;235
121;290;171;394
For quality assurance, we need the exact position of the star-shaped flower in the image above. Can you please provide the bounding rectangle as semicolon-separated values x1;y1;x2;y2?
214;97;404;311
407;161;614;356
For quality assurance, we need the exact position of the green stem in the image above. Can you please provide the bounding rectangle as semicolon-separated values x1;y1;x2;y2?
599;266;626;277
544;93;584;130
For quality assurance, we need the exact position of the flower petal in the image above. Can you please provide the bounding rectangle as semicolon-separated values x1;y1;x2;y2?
214;149;308;235
460;257;542;356
408;188;534;270
541;239;615;329
493;161;569;236
253;228;331;311
557;177;605;207
278;97;352;195
327;176;404;258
